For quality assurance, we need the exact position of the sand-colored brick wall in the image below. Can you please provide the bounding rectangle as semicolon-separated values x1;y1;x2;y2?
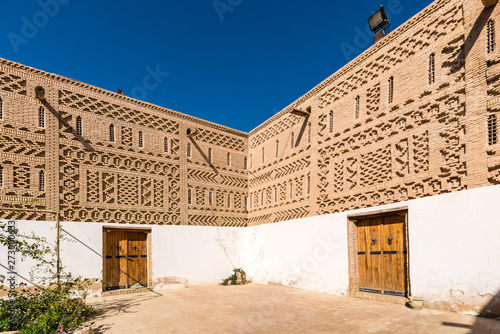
0;59;248;226
247;0;500;225
0;0;498;227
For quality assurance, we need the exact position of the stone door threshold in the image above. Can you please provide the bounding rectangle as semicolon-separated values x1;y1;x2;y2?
351;291;409;305
102;287;152;297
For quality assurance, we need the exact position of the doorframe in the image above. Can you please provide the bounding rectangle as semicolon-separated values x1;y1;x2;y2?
346;207;411;301
102;226;153;292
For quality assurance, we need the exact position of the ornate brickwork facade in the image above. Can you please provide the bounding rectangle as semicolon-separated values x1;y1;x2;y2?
0;59;248;226
247;0;500;225
0;0;498;227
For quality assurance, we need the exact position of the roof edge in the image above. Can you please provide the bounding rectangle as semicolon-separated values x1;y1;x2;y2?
249;0;450;136
0;57;249;138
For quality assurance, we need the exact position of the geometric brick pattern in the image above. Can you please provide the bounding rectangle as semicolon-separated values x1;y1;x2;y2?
195;128;245;152
59;90;179;134
0;72;27;96
360;146;392;187
0;0;496;229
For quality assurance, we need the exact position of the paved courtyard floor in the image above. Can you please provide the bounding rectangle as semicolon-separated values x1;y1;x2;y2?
86;283;500;334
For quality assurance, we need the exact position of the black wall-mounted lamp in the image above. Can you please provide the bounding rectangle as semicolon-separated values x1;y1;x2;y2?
291;106;311;117
187;128;199;138
35;86;45;101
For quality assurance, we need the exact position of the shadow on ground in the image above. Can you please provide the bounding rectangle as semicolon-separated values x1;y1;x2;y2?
470;289;500;334
87;292;163;334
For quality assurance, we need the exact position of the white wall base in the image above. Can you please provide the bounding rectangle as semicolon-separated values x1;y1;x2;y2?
1;186;499;315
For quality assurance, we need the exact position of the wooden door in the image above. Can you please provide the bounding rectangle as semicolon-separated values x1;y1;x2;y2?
356;214;407;296
104;230;148;290
126;231;148;287
381;215;406;295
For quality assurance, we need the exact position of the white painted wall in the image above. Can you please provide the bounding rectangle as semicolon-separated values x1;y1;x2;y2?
150;225;242;288
407;185;500;313
0;221;241;292
242;216;349;295
1;185;499;313
0;220;58;288
242;185;500;313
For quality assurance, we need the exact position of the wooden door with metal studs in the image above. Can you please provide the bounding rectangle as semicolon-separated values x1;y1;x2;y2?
105;230;148;290
357;214;407;296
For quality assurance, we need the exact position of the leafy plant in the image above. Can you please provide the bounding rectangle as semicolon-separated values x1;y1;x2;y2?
220;268;246;286
0;287;96;334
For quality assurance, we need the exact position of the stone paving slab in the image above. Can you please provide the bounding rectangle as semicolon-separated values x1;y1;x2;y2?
85;284;500;333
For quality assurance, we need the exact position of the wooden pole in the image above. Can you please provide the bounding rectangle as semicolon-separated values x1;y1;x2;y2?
56;211;60;286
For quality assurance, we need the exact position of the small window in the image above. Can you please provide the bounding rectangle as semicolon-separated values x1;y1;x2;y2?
274;187;277;203
388;77;394;104
289;182;293;199
244;195;248;209
250;155;253;169
291;132;295;148
109;124;115;142
307;176;311;195
227;152;231;166
0;97;3;119
244;157;248;170
209;191;213;206
308;123;311;143
275;140;279;158
488;19;495;53
355;96;360;119
187;189;192;205
260;191;264;206
428;53;436;84
164;137;169;153
329;110;334;133
38;107;45;128
138;131;144;148
488;114;498;145
261;147;265;164
76;116;82;136
227;193;231;208
187;142;192;157
0;166;3;187
208;148;212;163
39;170;45;191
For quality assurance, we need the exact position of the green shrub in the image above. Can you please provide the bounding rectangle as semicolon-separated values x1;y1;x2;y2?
220;268;246;286
0;286;96;334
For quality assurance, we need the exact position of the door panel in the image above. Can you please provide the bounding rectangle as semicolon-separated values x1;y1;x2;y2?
117;230;128;288
127;232;148;287
367;218;382;292
104;230;117;288
357;220;369;290
381;215;406;295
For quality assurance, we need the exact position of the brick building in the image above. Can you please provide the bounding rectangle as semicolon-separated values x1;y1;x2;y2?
1;0;499;315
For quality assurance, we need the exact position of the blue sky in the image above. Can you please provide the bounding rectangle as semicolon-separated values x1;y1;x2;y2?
2;0;431;132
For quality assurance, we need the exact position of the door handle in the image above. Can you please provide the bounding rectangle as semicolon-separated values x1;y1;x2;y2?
133;245;138;250
371;238;377;245
388;237;393;245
